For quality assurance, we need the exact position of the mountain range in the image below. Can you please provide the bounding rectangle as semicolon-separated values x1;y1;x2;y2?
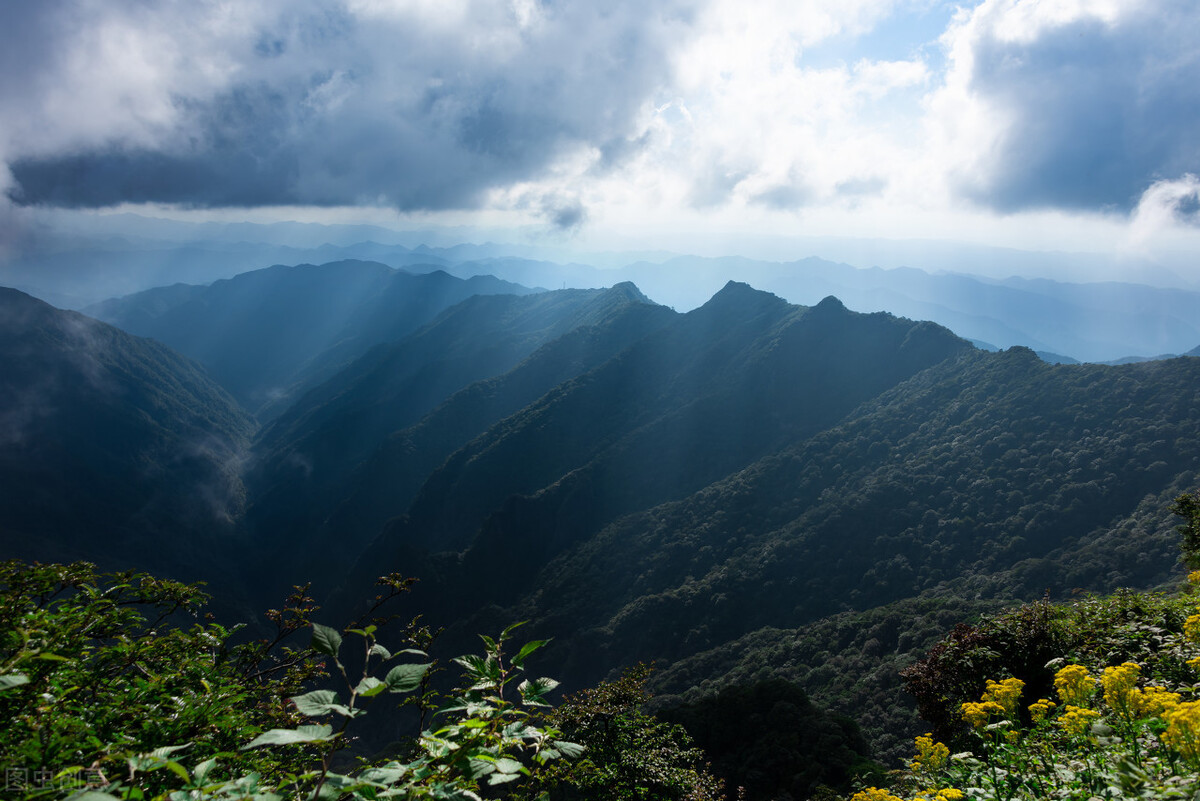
5;258;1200;765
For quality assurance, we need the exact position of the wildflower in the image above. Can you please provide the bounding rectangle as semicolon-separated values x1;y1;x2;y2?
1162;700;1200;764
850;788;905;801
1054;664;1096;706
1130;686;1181;719
1189;570;1200;585
1028;698;1056;722
982;677;1025;715
910;734;950;772
1102;662;1141;718
961;700;1005;729
1189;656;1200;671
1185;613;1200;643
1057;705;1101;736
936;790;965;801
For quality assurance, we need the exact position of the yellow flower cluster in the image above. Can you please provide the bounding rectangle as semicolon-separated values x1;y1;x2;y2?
1101;661;1141;718
1188;570;1200;585
1162;700;1200;763
1028;697;1056;722
850;788;904;801
982;677;1025;715
910;735;950;772
1057;704;1101;736
1189;656;1200;671
1185;613;1200;643
1053;664;1095;706
961;700;1005;729
913;789;965;801
1129;685;1182;719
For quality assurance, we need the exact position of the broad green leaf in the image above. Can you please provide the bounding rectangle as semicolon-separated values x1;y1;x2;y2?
291;689;341;716
556;741;585;758
311;624;342;658
369;643;392;661
493;757;525;775
162;760;191;784
355;676;386;697
242;724;335;749
488;771;523;785
192;757;218;785
518;676;560;706
0;673;30;690
385;662;430;693
512;639;548;668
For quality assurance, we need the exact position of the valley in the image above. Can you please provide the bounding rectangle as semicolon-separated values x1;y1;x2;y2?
4;258;1199;771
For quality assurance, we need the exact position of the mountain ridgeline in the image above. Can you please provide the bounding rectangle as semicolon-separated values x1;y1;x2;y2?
6;260;1200;772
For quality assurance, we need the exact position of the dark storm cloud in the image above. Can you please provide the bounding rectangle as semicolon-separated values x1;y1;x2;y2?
2;0;684;211
958;2;1200;213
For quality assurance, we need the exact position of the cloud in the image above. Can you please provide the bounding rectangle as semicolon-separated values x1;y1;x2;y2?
2;0;682;211
931;0;1200;213
1128;174;1200;245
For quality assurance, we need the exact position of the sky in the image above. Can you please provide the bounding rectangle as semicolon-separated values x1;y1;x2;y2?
3;0;1200;284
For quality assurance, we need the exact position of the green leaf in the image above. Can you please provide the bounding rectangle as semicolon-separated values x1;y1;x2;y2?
311;624;342;658
291;689;341;716
493;757;526;775
518;676;560;706
192;757;218;785
369;643;392;661
355;676;386;697
242;724;335;749
385;662;430;693
501;621;527;639
556;741;585;758
0;673;30;691
488;771;523;785
512;639;549;668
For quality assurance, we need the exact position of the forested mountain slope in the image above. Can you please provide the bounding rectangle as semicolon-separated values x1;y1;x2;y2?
242;283;676;595
443;347;1200;758
86;260;533;416
0;287;254;588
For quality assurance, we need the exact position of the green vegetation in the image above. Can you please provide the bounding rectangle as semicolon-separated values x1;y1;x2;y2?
0;560;737;800
846;492;1200;800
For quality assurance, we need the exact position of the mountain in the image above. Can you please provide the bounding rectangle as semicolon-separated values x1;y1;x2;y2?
444;255;1200;363
86;261;535;416
0;288;254;588
325;285;969;623
242;283;675;594
421;347;1200;759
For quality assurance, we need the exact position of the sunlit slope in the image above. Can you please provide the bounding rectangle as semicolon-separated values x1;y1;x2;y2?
0;287;254;580
335;283;970;619
481;349;1200;684
243;283;674;592
322;288;678;545
87;260;534;415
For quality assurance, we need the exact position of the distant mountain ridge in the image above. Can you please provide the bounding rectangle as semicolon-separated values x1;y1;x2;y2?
86;260;535;416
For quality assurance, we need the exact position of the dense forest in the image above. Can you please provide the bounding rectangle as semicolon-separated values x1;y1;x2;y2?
3;261;1200;798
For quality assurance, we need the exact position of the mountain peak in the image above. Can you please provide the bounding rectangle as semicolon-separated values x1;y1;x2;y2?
697;281;789;317
606;281;652;304
813;295;847;313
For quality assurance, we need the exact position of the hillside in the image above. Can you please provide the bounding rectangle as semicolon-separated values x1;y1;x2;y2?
0;287;255;590
432;348;1200;758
